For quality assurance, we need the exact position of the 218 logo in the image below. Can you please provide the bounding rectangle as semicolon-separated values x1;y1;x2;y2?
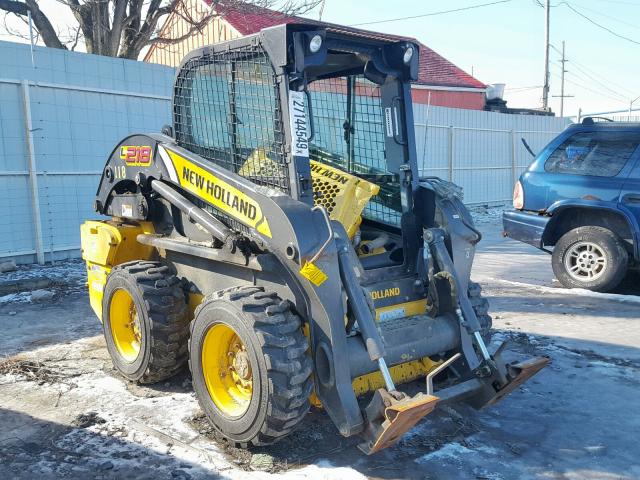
120;145;153;166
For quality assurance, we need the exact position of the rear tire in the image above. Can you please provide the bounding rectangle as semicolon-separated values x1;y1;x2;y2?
552;226;628;292
102;261;189;384
189;286;313;447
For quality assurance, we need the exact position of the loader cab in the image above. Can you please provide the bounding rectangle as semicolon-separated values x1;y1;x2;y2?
172;24;422;269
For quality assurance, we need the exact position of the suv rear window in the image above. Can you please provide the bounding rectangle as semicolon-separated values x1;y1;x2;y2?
545;130;640;177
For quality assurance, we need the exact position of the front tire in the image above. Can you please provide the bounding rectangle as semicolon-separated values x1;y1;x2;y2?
189;286;312;447
102;261;189;384
552;226;628;292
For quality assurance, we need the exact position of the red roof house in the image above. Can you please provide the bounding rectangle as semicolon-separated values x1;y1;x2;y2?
144;1;487;110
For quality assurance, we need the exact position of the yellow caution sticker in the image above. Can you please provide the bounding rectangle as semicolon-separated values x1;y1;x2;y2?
166;149;272;238
300;261;328;287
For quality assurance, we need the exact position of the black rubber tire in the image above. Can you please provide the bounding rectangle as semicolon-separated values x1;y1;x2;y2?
552;226;628;293
102;261;189;384
189;286;313;447
468;281;492;342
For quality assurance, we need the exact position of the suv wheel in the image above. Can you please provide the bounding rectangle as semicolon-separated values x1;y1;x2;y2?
552;226;628;292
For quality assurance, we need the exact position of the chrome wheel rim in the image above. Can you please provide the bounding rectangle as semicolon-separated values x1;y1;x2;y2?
564;241;607;282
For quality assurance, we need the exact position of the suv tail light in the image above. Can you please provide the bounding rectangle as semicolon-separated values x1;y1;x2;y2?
513;181;524;209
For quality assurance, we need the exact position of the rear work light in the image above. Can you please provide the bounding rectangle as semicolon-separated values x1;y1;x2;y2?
513;180;524;210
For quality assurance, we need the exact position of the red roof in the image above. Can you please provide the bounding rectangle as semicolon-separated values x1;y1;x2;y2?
211;2;486;89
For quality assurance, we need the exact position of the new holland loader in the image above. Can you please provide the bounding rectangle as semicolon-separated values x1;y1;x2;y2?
80;24;548;454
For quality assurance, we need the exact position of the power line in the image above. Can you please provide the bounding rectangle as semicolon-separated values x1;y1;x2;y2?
594;0;640;6
552;71;628;104
571;3;640;31
349;0;512;27
569;60;636;97
550;53;629;100
505;85;543;91
533;1;640;44
549;43;636;98
563;3;640;45
569;63;633;99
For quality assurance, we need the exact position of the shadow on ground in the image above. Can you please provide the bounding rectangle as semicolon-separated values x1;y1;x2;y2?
0;408;220;480
185;329;640;480
0;292;101;357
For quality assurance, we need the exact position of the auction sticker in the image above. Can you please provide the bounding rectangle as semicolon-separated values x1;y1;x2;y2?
289;90;309;157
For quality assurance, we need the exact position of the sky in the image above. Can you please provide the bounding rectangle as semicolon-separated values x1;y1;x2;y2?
1;0;639;117
306;0;640;117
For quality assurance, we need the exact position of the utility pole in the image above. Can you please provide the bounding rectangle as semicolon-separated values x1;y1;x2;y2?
542;0;550;111
629;94;640;120
552;41;573;117
559;41;566;116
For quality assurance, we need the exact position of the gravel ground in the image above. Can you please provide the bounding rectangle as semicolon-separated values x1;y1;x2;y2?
0;212;639;479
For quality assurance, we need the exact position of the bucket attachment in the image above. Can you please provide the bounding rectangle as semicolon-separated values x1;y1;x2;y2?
358;389;439;455
470;355;550;409
357;349;549;454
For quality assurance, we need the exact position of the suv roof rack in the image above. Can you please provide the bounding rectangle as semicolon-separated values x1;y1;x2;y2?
581;116;614;125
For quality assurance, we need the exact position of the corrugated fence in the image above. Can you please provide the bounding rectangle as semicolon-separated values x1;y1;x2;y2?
414;104;571;204
0;41;570;264
0;41;174;264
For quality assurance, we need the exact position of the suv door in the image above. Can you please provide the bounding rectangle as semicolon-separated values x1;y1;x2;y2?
620;150;640;259
524;128;640;211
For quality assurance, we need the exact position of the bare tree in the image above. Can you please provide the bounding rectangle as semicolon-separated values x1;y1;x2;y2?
0;0;321;59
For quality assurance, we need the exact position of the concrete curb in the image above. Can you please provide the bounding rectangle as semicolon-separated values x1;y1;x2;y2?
0;277;53;296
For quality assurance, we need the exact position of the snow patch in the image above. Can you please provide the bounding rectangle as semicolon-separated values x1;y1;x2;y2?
0;291;31;304
247;460;368;480
415;436;501;466
470;204;509;225
488;277;640;304
415;442;474;463
1;259;86;284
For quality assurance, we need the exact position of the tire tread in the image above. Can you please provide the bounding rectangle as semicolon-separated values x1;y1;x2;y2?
109;261;189;384
190;286;312;447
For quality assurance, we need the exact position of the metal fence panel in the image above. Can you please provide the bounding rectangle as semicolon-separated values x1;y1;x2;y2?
0;39;572;264
413;104;571;204
0;40;173;264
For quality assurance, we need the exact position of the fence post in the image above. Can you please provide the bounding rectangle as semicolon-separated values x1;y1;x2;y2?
510;129;517;187
21;80;45;265
448;126;454;182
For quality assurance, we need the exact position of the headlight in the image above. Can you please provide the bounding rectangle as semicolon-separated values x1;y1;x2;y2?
403;46;414;64
309;35;323;53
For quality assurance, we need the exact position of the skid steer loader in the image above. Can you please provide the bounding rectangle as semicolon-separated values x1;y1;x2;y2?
80;24;548;454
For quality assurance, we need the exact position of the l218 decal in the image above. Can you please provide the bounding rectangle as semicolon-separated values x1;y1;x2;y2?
120;145;153;166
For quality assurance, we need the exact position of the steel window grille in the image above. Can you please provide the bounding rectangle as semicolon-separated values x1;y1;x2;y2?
173;45;289;195
308;76;401;226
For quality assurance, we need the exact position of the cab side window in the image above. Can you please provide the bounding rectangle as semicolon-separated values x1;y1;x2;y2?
545;131;640;177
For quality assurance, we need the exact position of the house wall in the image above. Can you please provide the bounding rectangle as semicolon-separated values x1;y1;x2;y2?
411;88;486;110
144;0;240;67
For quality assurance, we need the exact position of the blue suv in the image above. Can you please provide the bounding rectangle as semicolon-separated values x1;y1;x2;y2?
503;118;640;292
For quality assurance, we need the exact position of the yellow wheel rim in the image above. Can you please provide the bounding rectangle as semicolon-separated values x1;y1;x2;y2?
201;324;253;417
109;288;142;362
